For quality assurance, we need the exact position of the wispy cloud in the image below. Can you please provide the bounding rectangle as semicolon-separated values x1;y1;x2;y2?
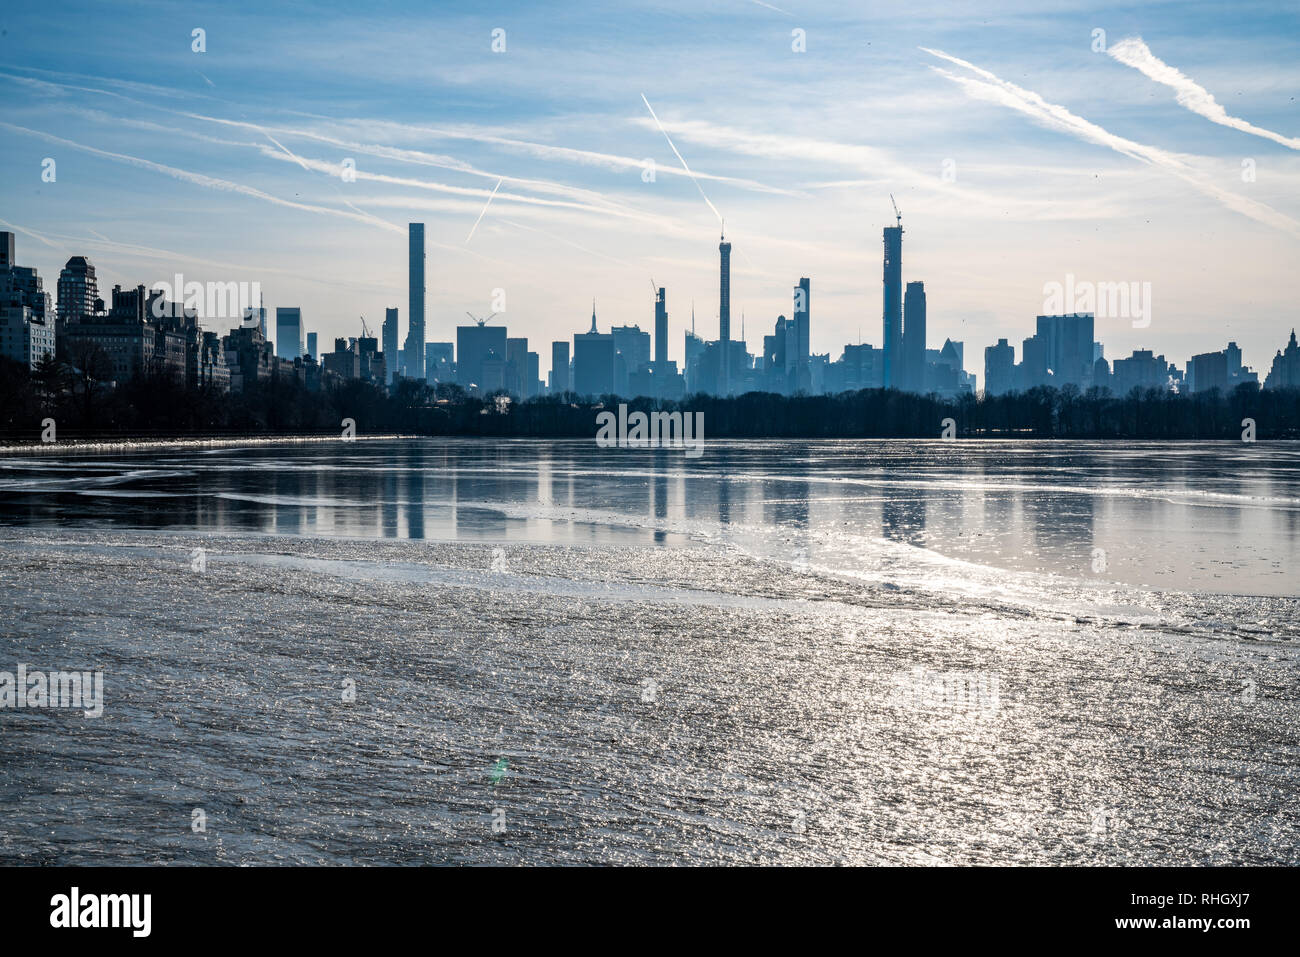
1108;36;1300;151
0;120;405;234
921;47;1300;237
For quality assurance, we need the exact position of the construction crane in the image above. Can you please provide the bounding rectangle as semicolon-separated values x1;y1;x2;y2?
890;193;902;228
359;315;372;339
465;310;501;328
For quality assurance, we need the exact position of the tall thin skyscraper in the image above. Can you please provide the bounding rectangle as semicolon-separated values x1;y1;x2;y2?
551;341;570;394
404;223;425;380
903;280;926;393
718;233;731;343
306;332;318;359
383;307;399;384
654;287;668;366
794;277;810;385
882;224;903;389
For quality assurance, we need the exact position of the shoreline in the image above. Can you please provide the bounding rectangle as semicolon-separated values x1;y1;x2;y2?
0;434;416;455
2;433;1299;454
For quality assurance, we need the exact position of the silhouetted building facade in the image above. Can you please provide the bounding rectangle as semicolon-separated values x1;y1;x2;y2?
882;224;903;388
984;338;1015;396
1264;330;1300;390
404;223;425;379
550;340;570;394
275;307;302;361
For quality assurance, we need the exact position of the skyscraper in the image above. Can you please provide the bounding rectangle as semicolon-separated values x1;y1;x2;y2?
382;307;399;384
882;224;903;389
654;286;668;366
57;256;99;339
793;277;810;389
426;341;453;382
275;307;302;360
573;304;614;396
903;280;926;393
984;338;1015;396
1035;313;1095;388
718;234;731;343
456;323;506;392
306;332;317;359
404;223;425;380
551;340;570;394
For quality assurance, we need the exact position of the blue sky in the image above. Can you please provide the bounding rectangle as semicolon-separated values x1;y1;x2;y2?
2;0;1298;380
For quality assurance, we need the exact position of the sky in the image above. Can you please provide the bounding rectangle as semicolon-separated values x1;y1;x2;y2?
2;0;1299;382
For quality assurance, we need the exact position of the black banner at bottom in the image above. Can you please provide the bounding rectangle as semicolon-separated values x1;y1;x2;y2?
0;866;1286;944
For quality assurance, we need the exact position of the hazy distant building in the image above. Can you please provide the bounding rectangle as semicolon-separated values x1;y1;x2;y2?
275;307;302;360
1187;341;1257;393
763;315;795;393
927;339;974;396
573;306;614;397
1264;330;1300;390
684;326;705;393
653;286;668;366
404;223;425;380
306;332;317;359
382;307;399;384
718;234;731;344
243;300;267;338
825;342;882;392
505;337;537;398
1111;349;1176;394
550;341;570;394
610;324;651;395
792;277;811;391
881;224;903;388
456;323;507;393
984;338;1015;396
902;280;926;393
426;341;453;383
1036;314;1095;388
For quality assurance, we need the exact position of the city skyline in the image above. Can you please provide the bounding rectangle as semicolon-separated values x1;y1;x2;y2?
8;214;1300;400
2;1;1298;382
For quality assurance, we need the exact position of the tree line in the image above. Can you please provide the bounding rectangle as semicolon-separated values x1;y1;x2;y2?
1;356;1296;440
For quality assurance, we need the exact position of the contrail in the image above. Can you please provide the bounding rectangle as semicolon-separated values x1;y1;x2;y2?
640;93;724;226
0;120;404;234
1108;37;1300;151
920;47;1300;237
465;177;503;243
258;128;312;171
